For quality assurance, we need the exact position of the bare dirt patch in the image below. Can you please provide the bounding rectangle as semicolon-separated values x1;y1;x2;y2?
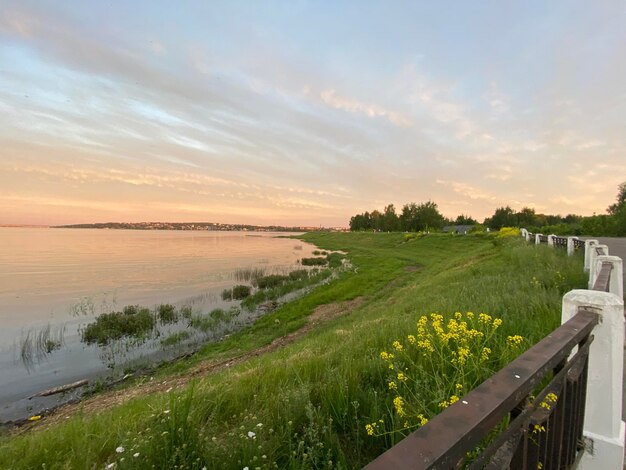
404;264;424;272
13;297;364;435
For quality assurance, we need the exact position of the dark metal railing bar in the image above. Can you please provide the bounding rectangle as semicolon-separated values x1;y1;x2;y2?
467;333;594;470
365;310;598;470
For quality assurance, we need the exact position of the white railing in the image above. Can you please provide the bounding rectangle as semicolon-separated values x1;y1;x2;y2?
522;229;625;469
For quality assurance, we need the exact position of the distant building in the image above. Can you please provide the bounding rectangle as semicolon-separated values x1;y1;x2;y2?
443;225;474;234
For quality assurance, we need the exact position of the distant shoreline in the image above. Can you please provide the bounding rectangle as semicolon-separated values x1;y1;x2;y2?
51;222;328;232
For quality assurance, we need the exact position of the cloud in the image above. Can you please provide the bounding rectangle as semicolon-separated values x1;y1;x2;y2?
319;89;411;127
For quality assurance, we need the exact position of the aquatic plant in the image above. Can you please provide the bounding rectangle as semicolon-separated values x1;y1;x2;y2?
157;304;178;324
234;267;266;283
18;324;65;367
81;307;155;346
231;285;251;300
256;274;288;289
301;257;328;266
221;288;233;301
160;331;191;347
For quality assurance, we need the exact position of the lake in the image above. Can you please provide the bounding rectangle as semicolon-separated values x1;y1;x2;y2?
0;228;318;422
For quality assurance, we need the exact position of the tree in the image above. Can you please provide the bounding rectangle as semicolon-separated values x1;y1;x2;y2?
608;181;626;236
485;206;516;230
400;201;445;231
454;214;478;225
516;207;538;227
608;181;626;215
382;204;400;231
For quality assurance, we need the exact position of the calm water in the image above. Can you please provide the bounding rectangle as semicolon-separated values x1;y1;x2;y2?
0;228;317;422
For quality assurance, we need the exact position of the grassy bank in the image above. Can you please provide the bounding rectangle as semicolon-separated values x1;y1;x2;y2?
0;233;586;469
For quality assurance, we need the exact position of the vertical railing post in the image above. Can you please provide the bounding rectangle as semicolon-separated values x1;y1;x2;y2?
521;228;528;241
567;237;578;256
584;240;599;272
587;245;609;288
535;233;542;245
547;234;555;247
561;290;625;469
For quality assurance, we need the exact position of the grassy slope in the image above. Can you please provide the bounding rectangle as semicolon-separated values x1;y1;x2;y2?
0;233;586;469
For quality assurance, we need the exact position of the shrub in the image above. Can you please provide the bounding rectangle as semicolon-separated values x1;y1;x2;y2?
179;305;193;319
221;289;233;301
288;269;309;281
232;285;251;300
157;304;178;324
496;227;521;238
256;274;288;289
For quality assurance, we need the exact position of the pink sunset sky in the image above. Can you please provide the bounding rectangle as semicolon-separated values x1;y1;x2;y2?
1;1;625;227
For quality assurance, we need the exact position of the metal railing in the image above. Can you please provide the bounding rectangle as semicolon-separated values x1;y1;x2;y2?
365;311;599;470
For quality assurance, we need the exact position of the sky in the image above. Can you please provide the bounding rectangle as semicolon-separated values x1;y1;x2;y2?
1;1;625;227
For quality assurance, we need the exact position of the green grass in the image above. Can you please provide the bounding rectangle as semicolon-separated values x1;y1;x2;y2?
0;233;586;469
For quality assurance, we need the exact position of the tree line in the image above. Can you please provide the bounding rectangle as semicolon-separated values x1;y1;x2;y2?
349;182;626;237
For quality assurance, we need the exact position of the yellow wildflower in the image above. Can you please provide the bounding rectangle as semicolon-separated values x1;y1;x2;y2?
380;351;394;361
438;400;450;409
506;335;524;347
418;414;428;426
365;423;376;435
457;347;470;365
455;383;463;391
397;372;408;382
392;341;403;351
407;334;416;345
449;395;459;404
478;313;492;324
492;318;503;328
388;381;397;390
393;396;406;416
481;347;491;362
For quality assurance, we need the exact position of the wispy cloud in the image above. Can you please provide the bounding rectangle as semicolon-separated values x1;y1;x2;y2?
0;1;625;225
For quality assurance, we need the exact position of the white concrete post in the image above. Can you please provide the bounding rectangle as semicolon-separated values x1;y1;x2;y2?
593;255;624;299
567;237;578;256
535;233;542;245
547;234;555;247
521;228;528;239
562;290;625;469
588;244;610;288
584;240;599;272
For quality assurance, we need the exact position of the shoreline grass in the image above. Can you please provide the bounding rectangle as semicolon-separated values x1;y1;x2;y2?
0;233;586;469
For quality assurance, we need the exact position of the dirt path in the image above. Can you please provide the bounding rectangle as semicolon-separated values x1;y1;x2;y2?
13;297;364;435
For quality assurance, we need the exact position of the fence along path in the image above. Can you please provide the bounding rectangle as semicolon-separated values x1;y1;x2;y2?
365;231;624;470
